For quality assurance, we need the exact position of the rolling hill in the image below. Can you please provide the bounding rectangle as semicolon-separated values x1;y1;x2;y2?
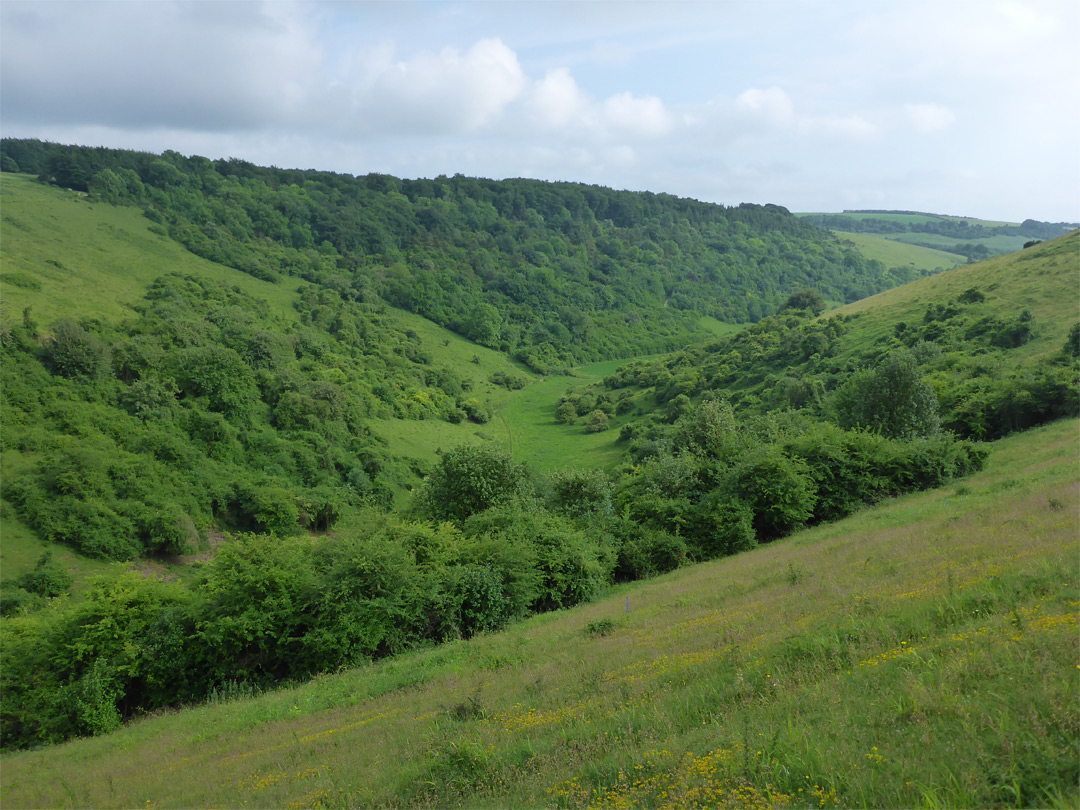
1;147;1078;808
797;209;1077;264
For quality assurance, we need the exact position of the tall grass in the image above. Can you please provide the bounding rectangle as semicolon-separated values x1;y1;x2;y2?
2;419;1075;809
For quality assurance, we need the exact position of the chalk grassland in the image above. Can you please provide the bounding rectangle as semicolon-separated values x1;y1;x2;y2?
497;318;742;476
797;212;1014;228
0;174;301;325
2;419;1076;809
829;231;1079;364
887;231;1030;255
832;231;966;272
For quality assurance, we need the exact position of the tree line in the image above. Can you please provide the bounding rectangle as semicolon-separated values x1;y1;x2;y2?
2;138;924;372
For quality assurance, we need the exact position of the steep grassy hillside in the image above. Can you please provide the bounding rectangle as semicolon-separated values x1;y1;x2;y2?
1;419;1075;809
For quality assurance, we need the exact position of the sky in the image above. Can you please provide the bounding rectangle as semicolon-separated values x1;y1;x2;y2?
2;0;1077;223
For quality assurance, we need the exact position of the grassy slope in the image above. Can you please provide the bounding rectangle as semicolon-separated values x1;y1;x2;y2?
495;318;743;475
0;174;301;325
500;359;635;475
832;231;966;271
1;418;1075;809
887;231;1028;254
796;211;1049;259
828;231;1079;365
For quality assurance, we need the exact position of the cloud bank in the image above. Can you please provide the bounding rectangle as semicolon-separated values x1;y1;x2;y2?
1;0;1076;221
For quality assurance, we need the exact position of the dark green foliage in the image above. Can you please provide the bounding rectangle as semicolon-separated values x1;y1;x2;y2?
724;446;817;541
609;518;687;582
3;138;905;367
463;504;613;611
45;319;110;379
685;493;758;558
833;349;940;440
781;288;826;315
546;469;614;520
417;445;532;523
13;552;74;598
1066;323;1080;357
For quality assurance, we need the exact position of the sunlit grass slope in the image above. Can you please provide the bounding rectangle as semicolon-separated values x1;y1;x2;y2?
2;419;1075;809
833;231;966;272
0;174;301;324
829;230;1079;364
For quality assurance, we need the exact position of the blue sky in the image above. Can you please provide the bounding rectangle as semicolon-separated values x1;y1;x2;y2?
2;0;1076;222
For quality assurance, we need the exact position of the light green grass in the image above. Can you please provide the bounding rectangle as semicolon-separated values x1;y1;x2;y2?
0;500;119;599
698;316;743;338
0;174;302;327
886;231;1029;255
2;419;1075;810
832;230;1080;365
833;231;966;271
796;212;946;225
500;359;648;475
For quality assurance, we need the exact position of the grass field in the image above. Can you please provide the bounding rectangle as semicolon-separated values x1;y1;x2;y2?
0;174;302;326
2;418;1076;809
797;212;945;225
830;231;1079;366
887;231;1029;255
832;231;965;272
500;359;639;475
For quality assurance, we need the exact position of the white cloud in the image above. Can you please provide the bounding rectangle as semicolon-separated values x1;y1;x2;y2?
735;87;795;128
0;1;325;130
355;38;526;134
905;103;956;134
601;93;674;139
527;68;591;129
800;113;878;140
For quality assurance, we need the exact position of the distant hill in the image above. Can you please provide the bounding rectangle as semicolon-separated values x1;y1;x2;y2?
797;209;1077;263
2;138;929;372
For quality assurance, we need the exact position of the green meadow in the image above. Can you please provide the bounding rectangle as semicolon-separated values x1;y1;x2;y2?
0;174;302;326
887;231;1029;255
1;418;1075;809
832;231;966;273
831;232;1078;365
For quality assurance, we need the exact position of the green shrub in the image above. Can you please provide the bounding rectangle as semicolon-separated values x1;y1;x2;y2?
686;493;757;559
833;349;940;440
609;518;687;582
463;505;612;612
45;319;109;379
416;445;533;523
725;446;816;541
546;469;614;519
15;551;73;597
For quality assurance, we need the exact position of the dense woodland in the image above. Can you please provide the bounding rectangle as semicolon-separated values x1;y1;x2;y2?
1;138;922;370
1;141;1076;751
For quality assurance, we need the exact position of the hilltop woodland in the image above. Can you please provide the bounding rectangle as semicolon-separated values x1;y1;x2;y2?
0;141;1077;752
